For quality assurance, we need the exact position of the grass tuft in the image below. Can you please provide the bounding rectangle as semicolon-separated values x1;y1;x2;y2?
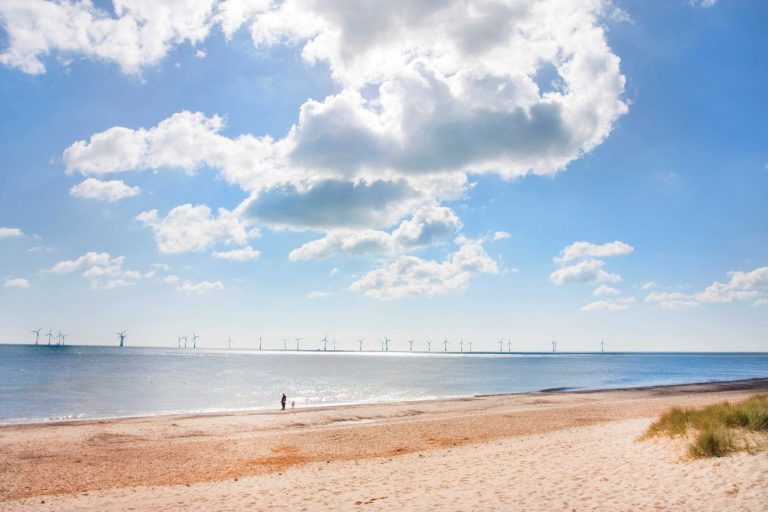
688;425;733;457
644;394;768;458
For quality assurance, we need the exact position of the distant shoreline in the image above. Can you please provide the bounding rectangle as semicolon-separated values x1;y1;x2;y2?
4;376;767;429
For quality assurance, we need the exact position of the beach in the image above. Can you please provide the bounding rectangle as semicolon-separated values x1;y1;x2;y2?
1;379;767;511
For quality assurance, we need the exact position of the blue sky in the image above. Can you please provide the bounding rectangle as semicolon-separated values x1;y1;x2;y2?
0;0;766;351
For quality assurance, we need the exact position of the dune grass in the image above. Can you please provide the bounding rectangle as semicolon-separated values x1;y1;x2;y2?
644;394;768;458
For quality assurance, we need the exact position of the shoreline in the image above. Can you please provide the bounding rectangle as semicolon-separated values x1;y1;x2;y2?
3;376;767;429
2;377;767;507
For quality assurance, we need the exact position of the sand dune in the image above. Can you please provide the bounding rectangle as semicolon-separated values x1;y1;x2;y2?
1;379;767;510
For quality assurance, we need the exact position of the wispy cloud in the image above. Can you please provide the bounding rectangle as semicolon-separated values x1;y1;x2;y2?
213;246;261;262
4;277;29;288
177;280;224;295
582;296;635;312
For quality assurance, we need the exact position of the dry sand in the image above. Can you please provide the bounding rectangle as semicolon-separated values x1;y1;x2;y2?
1;379;767;511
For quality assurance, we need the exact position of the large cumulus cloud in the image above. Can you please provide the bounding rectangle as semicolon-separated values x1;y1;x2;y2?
4;0;630;297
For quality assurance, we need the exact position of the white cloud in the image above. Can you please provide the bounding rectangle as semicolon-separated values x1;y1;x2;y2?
70;178;141;202
195;49;207;58
555;241;633;264
349;239;498;299
50;252;116;274
754;298;768;308
55;1;627;237
64;111;233;176
27;246;52;253
136;203;252;254
177;280;224;295
0;227;23;239
645;291;690;302
493;231;511;241
640;281;657;290
307;291;330;299
0;0;218;75
4;277;29;288
213;246;261;261
581;298;632;312
690;0;717;7
289;206;460;260
695;267;768;304
644;267;768;310
660;300;700;310
644;292;700;310
330;267;339;277
695;283;760;304
593;284;620;297
723;267;768;290
582;295;634;311
550;259;621;285
49;251;143;289
290;229;390;261
101;279;135;290
163;274;180;284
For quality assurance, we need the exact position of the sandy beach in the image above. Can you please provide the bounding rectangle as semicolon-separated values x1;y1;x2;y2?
1;379;767;511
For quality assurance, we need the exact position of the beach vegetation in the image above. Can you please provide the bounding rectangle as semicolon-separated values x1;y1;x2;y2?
644;394;768;458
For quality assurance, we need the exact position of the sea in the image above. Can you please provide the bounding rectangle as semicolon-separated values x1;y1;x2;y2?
1;344;766;425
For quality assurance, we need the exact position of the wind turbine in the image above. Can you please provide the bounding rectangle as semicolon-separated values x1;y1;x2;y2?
321;335;329;351
600;338;605;353
408;339;415;352
384;337;391;351
59;332;67;345
183;335;188;348
357;338;364;351
116;330;126;347
468;341;473;352
443;338;449;352
332;337;337;351
498;338;504;352
459;339;464;352
31;327;42;345
259;336;262;350
282;337;288;350
295;337;302;350
177;336;185;348
192;332;200;349
507;340;512;352
228;336;233;349
426;340;432;352
46;329;54;346
551;338;557;353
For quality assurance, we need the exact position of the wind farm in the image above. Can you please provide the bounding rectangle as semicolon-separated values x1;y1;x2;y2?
21;328;610;354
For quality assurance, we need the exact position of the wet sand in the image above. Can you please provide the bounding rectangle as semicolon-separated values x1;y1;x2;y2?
1;379;767;510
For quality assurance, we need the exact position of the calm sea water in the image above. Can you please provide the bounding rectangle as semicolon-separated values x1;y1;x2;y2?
1;345;766;424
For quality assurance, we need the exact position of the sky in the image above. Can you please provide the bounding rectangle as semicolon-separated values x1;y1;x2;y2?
0;0;766;352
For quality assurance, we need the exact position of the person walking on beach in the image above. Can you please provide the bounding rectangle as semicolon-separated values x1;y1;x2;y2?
281;393;287;410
